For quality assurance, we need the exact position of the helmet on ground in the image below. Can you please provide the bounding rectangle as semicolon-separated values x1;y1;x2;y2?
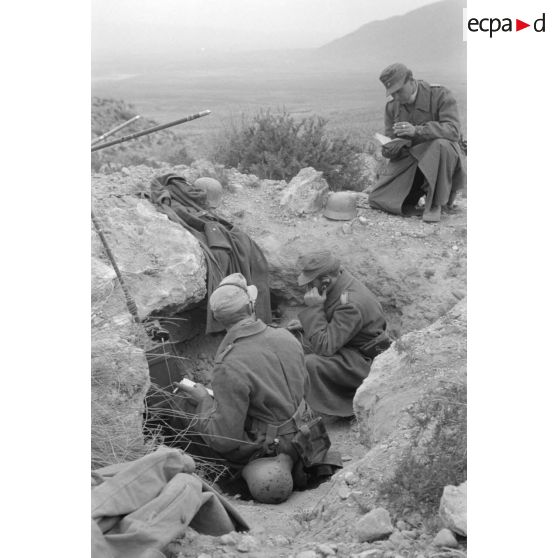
241;453;294;504
323;192;357;221
194;177;223;208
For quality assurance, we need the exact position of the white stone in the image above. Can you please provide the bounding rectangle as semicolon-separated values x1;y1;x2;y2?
439;481;467;536
279;167;330;215
344;471;359;485
316;543;336;556
355;507;393;542
432;528;458;548
236;535;258;552
337;482;351;499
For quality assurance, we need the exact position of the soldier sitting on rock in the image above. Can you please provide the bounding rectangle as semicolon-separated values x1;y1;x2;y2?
287;251;391;418
368;63;467;223
174;272;341;503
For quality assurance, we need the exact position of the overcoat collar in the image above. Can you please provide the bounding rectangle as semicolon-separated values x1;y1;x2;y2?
324;269;353;312
406;80;431;112
215;318;267;360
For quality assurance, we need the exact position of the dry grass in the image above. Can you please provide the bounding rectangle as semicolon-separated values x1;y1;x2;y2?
377;378;467;519
143;383;231;484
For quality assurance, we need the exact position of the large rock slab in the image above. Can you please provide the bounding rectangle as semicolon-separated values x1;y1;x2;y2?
92;174;206;320
279;167;330;215
439;481;467;537
353;300;466;467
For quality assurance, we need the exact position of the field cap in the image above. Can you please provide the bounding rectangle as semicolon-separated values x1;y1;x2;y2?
379;63;411;96
297;251;341;286
209;273;258;320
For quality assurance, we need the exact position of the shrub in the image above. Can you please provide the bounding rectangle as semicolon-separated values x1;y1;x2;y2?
377;379;467;518
212;108;370;191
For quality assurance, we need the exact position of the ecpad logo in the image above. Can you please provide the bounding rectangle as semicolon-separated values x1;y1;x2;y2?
467;12;546;38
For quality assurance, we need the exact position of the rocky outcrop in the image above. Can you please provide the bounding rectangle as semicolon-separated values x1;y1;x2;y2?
279;167;330;215
91;324;150;468
353;299;466;470
91;166;207;466
439;481;467;537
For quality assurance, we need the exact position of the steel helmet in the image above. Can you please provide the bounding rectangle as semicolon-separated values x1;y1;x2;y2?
323;191;358;221
194;177;223;208
241;453;294;504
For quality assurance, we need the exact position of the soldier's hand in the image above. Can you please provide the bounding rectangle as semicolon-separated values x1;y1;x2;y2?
286;319;303;332
304;287;326;307
173;382;209;403
393;121;416;137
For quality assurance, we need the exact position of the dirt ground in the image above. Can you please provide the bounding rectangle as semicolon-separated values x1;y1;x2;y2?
172;417;463;558
173;418;372;558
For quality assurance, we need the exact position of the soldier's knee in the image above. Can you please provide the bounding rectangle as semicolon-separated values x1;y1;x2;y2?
430;138;453;150
304;353;321;373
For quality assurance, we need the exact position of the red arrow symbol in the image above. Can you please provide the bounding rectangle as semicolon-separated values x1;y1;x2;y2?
516;19;530;31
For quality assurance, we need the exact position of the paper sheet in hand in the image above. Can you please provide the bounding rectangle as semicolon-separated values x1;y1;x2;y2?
374;132;393;145
180;378;214;397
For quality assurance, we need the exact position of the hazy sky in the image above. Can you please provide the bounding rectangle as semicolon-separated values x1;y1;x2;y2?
92;0;439;57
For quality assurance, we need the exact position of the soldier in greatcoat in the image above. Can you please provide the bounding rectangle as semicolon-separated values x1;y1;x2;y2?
289;252;391;417
177;273;310;465
368;63;467;223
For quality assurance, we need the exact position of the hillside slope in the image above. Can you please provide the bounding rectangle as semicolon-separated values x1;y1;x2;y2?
318;0;466;73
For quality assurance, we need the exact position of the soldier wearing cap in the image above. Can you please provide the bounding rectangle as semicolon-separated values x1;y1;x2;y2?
289;251;390;417
175;273;309;464
368;63;466;223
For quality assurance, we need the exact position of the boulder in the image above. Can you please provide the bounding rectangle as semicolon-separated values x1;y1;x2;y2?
279;167;330;215
91;198;205;320
439;481;467;537
355;507;393;542
353;300;466;469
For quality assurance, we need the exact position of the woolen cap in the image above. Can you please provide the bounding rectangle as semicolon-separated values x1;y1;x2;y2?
296;251;341;286
379;63;411;96
209;273;258;321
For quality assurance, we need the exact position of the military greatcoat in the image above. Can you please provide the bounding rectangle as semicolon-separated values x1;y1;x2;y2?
194;318;308;464
298;270;389;417
368;80;467;214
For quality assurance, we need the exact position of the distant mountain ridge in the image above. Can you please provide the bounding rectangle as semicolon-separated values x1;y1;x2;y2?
318;0;466;74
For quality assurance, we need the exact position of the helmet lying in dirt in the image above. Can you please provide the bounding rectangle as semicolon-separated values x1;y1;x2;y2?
194;177;223;208
241;453;294;504
323;191;358;221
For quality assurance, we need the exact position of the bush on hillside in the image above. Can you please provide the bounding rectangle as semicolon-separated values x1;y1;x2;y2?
212;108;370;192
377;379;467;518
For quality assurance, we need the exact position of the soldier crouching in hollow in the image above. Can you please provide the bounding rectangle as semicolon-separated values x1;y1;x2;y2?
172;273;340;503
288;251;391;418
